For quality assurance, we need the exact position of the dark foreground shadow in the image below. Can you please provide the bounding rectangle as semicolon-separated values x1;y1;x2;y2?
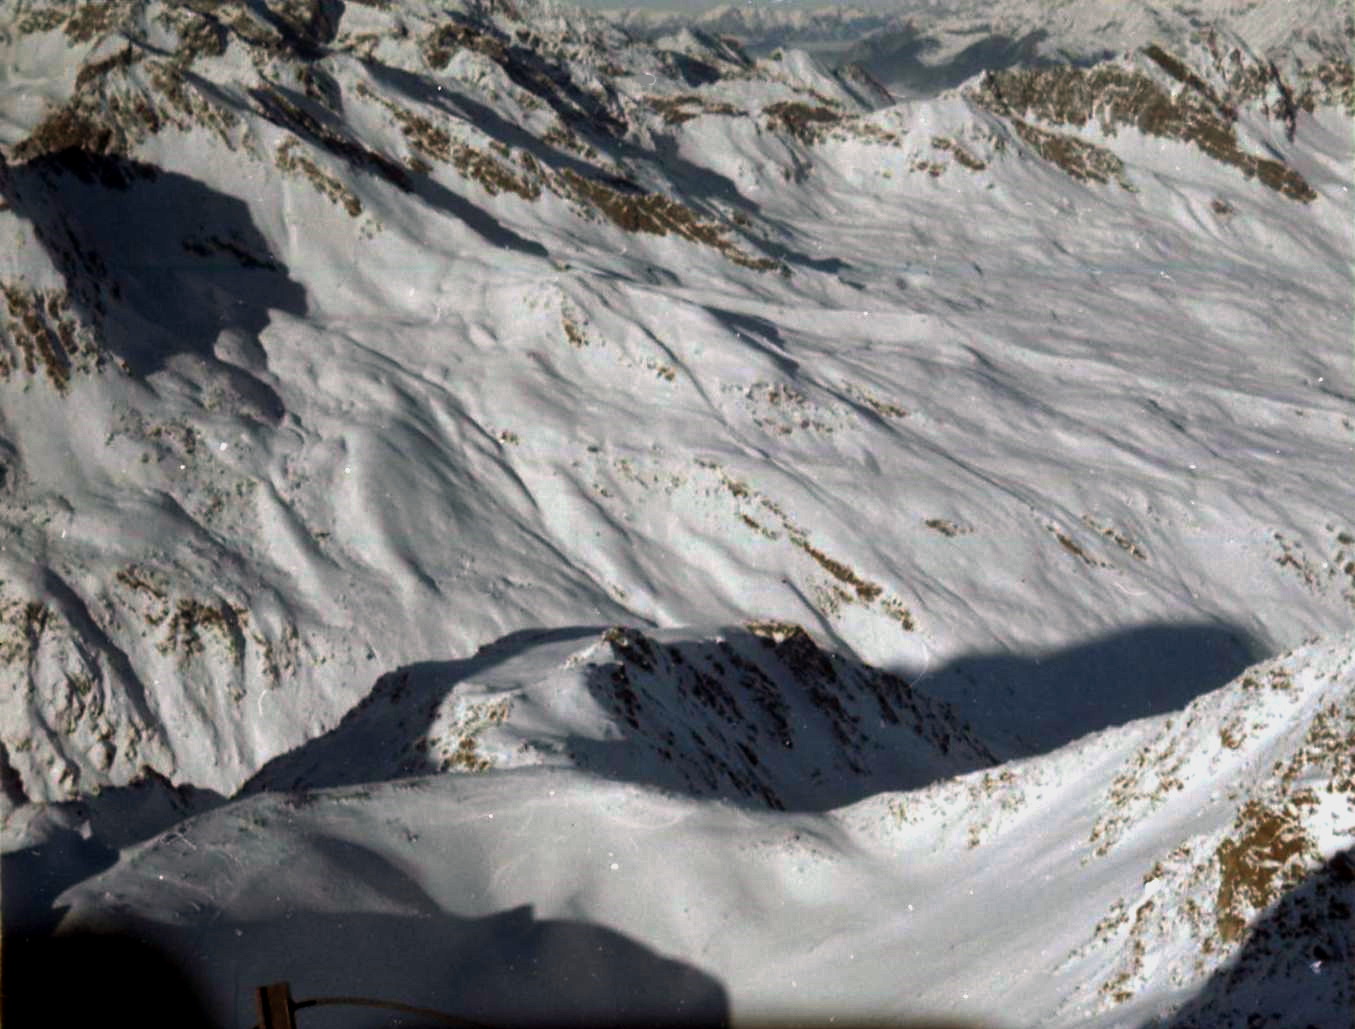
243;619;1258;812
1147;849;1354;1029
4;825;1014;1029
4;834;729;1029
2;924;217;1028
2;914;1011;1029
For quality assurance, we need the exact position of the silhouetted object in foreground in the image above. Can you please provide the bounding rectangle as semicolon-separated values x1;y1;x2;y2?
2;925;219;1029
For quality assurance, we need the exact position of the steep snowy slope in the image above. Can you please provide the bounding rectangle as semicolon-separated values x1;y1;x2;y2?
0;0;1352;1024
10;631;1351;1028
0;0;1349;807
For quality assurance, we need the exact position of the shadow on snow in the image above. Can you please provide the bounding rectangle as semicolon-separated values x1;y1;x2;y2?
237;618;1260;810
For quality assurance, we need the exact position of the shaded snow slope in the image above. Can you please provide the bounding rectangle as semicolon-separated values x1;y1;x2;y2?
9;632;1351;1028
237;622;1001;807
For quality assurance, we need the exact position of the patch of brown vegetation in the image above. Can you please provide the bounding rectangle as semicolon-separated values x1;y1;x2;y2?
561;314;588;348
881;596;915;631
1011;117;1132;187
1056;531;1096;564
431;697;512;772
255;89;410;192
146;60;240;144
1215;800;1318;943
158;597;248;664
114;566;168;603
355;82;540;199
15;6;69;34
845;383;908;418
452;144;541;199
789;532;882;602
169;9;230;62
0;283;102;391
114;565;172;626
552;168;778;270
12;105;134;165
445;734;491;771
73;44;141;91
1098;898;1157;1004
648;95;739;126
828;120;903;146
924;518;962;537
931;135;987;171
422;20;508;71
63;2;127;44
540;123;597;159
1278;698;1355;796
972;56;1317;200
1048;523;1112;567
739;513;778;539
1090;729;1191;856
763;100;842;144
275;139;362;216
1082;516;1147;560
1272;531;1323;590
0;597;52;665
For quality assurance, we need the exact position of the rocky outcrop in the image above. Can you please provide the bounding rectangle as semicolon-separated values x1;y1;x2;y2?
968;41;1329;201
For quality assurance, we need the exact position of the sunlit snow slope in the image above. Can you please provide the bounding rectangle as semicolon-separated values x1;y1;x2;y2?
0;0;1350;803
13;630;1355;1028
0;0;1352;1025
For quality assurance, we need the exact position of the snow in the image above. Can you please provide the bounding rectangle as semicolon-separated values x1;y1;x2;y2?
0;0;1351;1026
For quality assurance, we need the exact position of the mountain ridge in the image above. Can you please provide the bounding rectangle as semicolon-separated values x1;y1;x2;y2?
0;4;1351;1023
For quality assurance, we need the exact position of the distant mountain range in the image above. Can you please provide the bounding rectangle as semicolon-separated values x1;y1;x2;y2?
604;0;1355;92
603;3;898;55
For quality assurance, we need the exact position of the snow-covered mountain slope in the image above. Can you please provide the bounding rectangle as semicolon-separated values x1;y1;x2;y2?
600;2;1354;96
0;0;1352;1024
838;0;1354;95
10;631;1352;1028
235;621;1000;805
0;0;1350;808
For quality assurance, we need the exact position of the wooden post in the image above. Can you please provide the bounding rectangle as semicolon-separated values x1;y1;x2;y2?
256;982;298;1029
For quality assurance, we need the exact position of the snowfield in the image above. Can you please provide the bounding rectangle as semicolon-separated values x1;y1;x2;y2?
0;0;1351;1026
